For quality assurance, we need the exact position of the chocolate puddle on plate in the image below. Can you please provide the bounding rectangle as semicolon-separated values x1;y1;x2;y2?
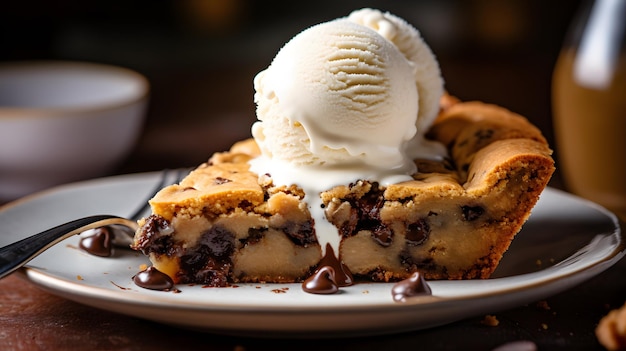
79;228;113;257
133;266;180;293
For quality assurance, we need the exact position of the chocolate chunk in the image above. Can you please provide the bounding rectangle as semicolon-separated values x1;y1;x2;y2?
302;266;339;294
200;226;234;257
179;253;231;287
131;215;174;255
178;226;235;287
391;271;432;302
190;258;231;287
339;182;393;247
133;266;176;291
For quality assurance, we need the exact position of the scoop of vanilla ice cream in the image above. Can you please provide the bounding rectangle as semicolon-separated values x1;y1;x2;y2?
252;19;419;170
347;8;444;147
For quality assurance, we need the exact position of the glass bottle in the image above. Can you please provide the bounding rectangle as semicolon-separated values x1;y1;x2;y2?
552;0;626;220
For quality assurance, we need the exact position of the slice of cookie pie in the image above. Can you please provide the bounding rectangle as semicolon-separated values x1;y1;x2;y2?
131;99;554;286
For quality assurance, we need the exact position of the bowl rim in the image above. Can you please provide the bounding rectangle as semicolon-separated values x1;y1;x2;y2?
0;60;150;119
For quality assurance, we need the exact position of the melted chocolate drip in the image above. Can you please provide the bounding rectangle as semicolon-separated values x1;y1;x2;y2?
391;271;432;302
316;243;353;287
79;228;112;257
133;266;176;291
302;266;339;294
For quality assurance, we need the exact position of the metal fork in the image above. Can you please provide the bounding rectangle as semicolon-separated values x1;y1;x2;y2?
0;168;189;280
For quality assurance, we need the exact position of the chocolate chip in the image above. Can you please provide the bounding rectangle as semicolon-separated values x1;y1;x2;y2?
339;182;393;246
302;266;339;294
461;205;485;221
214;177;232;185
200;226;234;257
79;227;113;257
475;128;494;140
281;220;317;246
238;200;254;211
400;250;435;271
372;224;393;247
391;272;432;302
339;207;359;237
133;266;175;291
406;219;430;245
242;227;267;245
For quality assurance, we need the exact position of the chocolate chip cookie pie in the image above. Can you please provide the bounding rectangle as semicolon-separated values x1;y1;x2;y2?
131;98;555;286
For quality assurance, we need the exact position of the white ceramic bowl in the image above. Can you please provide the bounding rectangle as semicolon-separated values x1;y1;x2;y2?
0;61;149;202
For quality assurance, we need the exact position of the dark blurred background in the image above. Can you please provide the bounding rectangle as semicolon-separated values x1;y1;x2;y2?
0;0;583;185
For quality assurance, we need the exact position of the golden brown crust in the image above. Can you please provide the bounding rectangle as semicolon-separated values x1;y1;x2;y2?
427;101;550;182
149;162;265;221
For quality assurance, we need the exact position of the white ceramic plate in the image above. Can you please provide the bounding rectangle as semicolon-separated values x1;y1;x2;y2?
0;172;623;337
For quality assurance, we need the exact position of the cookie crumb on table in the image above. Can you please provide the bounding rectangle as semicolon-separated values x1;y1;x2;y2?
536;300;550;311
482;314;499;327
596;302;626;350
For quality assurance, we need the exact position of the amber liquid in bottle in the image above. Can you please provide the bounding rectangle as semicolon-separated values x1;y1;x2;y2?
552;0;626;219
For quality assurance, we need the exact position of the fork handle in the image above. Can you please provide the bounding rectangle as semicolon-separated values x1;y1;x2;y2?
0;215;137;279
